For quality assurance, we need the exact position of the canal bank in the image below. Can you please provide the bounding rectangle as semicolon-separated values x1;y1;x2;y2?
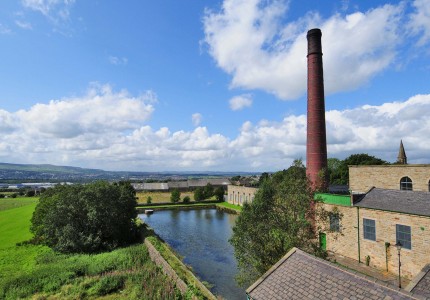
139;208;244;300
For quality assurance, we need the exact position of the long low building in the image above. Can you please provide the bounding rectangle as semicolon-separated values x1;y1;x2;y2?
131;178;231;192
227;185;258;206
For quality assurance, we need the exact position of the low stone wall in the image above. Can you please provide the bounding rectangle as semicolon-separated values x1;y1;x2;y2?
145;239;188;294
144;238;217;299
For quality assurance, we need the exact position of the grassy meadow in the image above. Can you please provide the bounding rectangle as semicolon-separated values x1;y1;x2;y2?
0;197;184;299
136;191;195;204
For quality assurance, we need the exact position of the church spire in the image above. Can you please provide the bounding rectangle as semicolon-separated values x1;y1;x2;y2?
397;140;407;164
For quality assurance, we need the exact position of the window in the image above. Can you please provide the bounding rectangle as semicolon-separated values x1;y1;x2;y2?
329;213;340;232
363;218;376;241
396;224;411;250
400;176;413;190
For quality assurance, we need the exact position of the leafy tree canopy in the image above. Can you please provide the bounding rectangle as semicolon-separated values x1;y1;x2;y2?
193;187;204;201
328;153;388;185
203;183;214;199
170;189;180;203
31;181;138;253
214;186;225;202
230;160;328;287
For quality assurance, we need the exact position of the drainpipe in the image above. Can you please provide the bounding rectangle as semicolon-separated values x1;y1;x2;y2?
385;242;390;272
357;207;361;263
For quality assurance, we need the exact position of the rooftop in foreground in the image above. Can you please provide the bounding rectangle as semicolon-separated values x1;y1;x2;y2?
246;248;423;300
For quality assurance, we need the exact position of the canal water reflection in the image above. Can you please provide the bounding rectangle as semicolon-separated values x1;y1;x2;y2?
139;209;245;300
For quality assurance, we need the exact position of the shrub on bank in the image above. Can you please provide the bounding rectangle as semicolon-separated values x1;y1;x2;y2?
31;181;138;253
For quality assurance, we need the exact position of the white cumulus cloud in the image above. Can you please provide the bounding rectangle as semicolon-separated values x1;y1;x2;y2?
1;88;429;171
229;94;253;111
408;0;430;46
203;0;405;99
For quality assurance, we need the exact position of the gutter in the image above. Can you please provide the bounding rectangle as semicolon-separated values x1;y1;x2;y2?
357;206;361;263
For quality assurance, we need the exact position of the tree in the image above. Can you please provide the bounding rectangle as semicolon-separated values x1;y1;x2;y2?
230;160;328;287
31;181;138;253
194;187;204;201
258;172;270;186
214;187;225;202
183;196;190;203
146;196;152;204
203;183;214;199
327;158;342;185
170;189;180;203
330;153;388;185
26;190;35;197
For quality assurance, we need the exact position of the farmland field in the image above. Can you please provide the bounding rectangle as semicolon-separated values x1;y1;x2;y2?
136;191;195;204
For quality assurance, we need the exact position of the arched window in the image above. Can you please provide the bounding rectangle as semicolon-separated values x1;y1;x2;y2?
400;176;413;191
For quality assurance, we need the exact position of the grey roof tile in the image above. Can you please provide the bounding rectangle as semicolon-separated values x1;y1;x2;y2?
246;248;417;300
354;188;430;216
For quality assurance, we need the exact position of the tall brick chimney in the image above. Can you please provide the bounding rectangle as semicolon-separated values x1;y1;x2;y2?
306;28;328;190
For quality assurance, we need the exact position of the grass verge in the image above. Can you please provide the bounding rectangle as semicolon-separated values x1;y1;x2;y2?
0;197;184;299
0;197;38;211
216;202;242;213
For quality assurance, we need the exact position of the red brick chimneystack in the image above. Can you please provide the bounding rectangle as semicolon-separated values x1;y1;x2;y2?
306;28;328;190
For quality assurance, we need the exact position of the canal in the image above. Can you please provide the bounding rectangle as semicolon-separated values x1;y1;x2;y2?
139;208;245;300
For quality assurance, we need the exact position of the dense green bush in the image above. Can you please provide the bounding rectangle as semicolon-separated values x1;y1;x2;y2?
203;183;214;199
214;187;225;202
170;189;180;203
193;188;204;201
31;181;138;253
183;196;190;203
26;190;36;197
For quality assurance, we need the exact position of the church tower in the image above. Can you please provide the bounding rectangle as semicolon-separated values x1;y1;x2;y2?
397;140;407;164
306;28;328;190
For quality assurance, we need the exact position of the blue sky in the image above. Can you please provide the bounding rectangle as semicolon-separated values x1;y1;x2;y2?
0;0;429;172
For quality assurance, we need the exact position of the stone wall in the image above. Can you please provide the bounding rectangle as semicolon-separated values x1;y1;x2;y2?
144;239;188;294
322;204;430;279
349;165;430;193
227;185;258;206
359;208;430;279
321;203;358;260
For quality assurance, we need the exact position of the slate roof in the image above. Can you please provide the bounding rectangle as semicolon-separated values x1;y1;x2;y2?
167;181;189;189
142;182;169;190
246;248;419;300
354;188;430;217
407;264;430;299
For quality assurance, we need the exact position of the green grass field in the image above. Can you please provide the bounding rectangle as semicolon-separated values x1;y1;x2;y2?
136;191;195;204
216;202;242;212
0;197;38;211
0;197;184;299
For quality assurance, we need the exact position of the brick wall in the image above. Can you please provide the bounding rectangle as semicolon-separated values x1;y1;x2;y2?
349;165;430;193
322;204;430;279
227;185;258;206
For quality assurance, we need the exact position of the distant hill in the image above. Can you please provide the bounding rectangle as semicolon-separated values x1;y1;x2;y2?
0;163;105;174
0;162;260;183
